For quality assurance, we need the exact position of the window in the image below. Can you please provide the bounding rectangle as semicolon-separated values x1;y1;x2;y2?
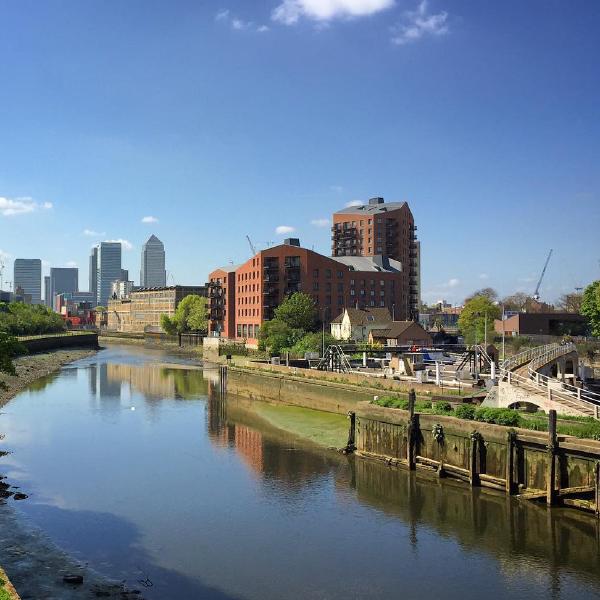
242;324;248;337
313;268;319;278
326;282;332;292
380;280;385;286
337;283;343;292
237;325;242;337
337;296;344;306
350;289;355;296
313;281;319;291
370;300;375;307
380;300;385;307
350;279;355;285
337;270;343;279
326;269;332;279
360;290;365;296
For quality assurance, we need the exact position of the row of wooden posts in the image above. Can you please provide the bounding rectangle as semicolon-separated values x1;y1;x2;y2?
346;389;600;515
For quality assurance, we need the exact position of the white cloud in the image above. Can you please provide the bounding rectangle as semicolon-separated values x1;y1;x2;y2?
330;185;344;193
216;8;268;32
141;216;159;224
272;0;394;25
83;228;105;237
311;218;330;227
0;196;53;217
391;0;449;45
105;239;133;251
479;273;489;280
345;200;363;207
275;225;295;235
66;261;78;268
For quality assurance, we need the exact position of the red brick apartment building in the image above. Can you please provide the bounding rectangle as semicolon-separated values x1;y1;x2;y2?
208;198;419;343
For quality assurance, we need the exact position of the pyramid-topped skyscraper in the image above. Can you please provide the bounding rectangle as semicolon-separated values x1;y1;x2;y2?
140;234;166;287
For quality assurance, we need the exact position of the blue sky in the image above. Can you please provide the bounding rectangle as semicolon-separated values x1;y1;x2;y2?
0;0;599;305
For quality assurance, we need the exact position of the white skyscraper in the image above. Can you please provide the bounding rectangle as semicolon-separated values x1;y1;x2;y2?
140;235;166;288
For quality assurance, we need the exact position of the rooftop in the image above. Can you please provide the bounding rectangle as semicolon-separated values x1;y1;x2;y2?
333;255;402;273
335;197;407;216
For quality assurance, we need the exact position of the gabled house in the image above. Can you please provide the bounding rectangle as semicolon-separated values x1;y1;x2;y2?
368;321;432;347
330;308;392;342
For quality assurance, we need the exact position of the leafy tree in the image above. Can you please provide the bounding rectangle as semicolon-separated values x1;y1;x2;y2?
464;287;498;304
458;295;501;345
273;292;317;331
258;319;304;356
0;331;24;390
581;281;600;337
0;302;65;336
290;332;337;356
161;295;208;334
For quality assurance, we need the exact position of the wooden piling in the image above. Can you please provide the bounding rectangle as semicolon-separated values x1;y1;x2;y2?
506;431;515;495
547;409;557;506
407;389;417;471
595;461;600;518
346;411;356;453
469;431;481;487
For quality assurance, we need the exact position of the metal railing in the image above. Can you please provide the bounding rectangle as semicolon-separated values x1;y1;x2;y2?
16;331;98;341
499;342;600;417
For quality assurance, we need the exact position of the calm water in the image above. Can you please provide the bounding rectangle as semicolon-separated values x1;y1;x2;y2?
1;345;600;599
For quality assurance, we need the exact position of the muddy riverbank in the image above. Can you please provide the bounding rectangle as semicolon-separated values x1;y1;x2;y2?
0;349;98;408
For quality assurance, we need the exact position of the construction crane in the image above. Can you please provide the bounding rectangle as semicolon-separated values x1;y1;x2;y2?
533;249;553;301
0;258;4;292
246;235;257;256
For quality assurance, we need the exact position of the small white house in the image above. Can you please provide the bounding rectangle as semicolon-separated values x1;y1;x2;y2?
330;308;392;342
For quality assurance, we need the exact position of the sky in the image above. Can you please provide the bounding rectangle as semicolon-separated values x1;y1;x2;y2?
0;0;599;305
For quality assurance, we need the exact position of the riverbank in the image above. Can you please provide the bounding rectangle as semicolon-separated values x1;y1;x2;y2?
0;566;19;600
0;349;98;408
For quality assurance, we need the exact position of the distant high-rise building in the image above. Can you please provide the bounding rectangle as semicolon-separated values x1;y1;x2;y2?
44;276;51;307
120;269;129;282
89;247;98;298
14;258;42;304
140;235;166;288
48;267;78;311
96;242;122;306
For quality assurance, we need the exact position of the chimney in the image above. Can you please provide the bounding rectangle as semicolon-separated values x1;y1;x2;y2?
368;197;384;205
284;238;300;247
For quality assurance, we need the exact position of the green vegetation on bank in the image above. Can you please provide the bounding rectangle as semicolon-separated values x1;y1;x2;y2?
0;302;65;336
371;395;600;440
581;280;600;337
258;292;335;357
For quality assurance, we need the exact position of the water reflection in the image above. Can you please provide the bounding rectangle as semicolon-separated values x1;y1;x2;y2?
1;346;600;600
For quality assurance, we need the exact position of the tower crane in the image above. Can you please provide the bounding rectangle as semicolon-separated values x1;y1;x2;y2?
246;235;257;256
533;249;553;301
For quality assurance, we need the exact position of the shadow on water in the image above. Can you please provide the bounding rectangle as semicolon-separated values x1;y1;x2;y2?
1;502;243;600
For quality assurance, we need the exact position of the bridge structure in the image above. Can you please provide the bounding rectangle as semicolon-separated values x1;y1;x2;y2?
494;342;600;417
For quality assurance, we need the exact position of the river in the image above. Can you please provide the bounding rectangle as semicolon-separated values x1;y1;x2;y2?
1;344;599;599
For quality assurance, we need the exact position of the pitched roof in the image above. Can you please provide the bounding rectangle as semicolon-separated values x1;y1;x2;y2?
332;307;392;326
370;321;428;339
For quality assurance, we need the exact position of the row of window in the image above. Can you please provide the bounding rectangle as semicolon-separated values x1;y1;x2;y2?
237;324;261;338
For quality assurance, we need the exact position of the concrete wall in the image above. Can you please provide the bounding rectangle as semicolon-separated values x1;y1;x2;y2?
20;333;99;354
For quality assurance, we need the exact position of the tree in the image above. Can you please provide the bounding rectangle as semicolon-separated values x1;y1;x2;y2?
464;287;498;304
501;292;529;312
0;331;24;390
458;295;501;345
273;292;317;331
581;281;600;337
290;332;337;356
161;295;208;334
257;319;304;356
557;292;583;314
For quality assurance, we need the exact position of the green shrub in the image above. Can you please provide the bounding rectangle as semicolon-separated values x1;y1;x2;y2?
415;400;432;410
432;401;453;415
455;404;476;420
474;407;521;427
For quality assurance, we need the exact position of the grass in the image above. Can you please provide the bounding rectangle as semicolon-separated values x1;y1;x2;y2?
370;396;600;440
0;576;12;600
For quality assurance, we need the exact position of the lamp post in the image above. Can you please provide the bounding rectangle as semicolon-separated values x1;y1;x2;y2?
321;308;326;358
